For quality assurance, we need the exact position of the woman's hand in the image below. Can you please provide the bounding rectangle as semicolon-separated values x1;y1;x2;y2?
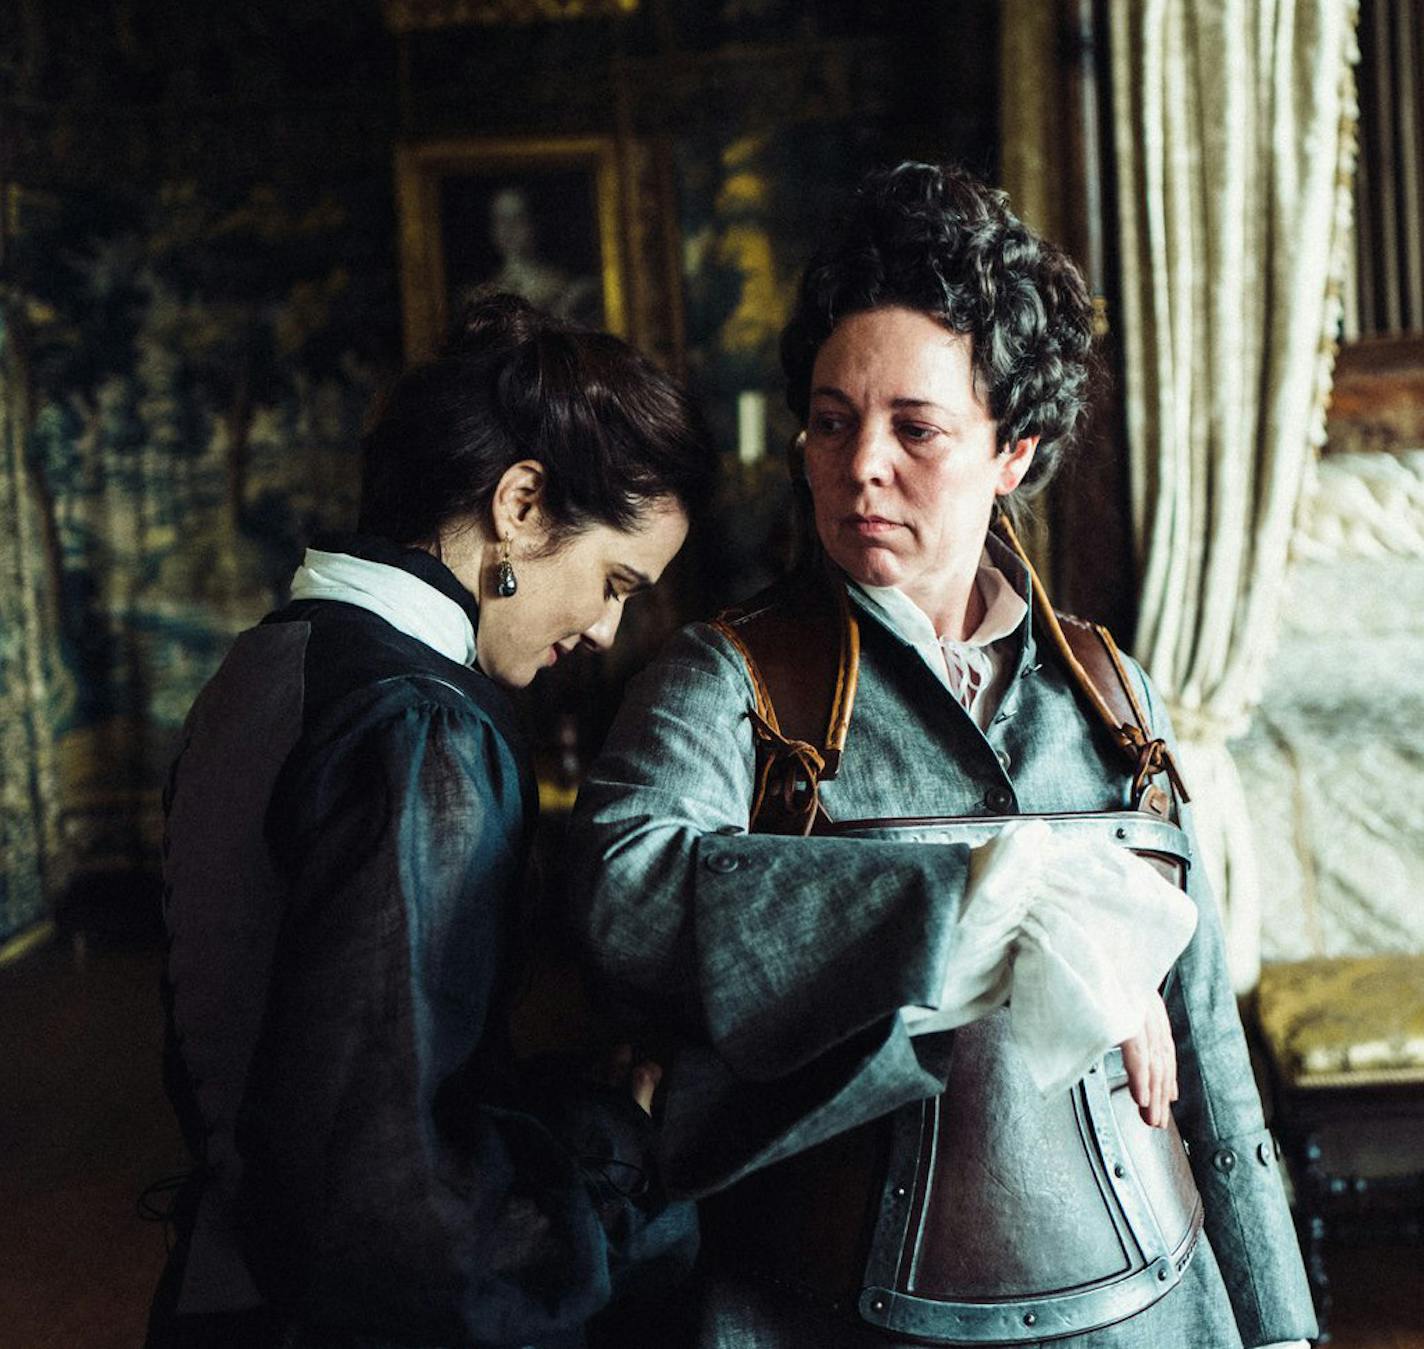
630;1060;661;1115
1119;991;1177;1129
605;1042;663;1116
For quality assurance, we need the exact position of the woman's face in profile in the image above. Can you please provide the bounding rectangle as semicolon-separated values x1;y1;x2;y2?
473;498;688;689
802;305;1036;629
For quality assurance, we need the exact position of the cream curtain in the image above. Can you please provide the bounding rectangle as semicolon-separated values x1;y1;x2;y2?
1110;0;1360;990
0;308;63;946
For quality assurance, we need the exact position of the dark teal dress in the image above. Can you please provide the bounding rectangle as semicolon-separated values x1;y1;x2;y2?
150;536;694;1349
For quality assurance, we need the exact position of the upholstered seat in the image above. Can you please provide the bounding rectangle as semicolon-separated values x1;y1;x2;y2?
1256;954;1424;1088
1252;954;1424;1342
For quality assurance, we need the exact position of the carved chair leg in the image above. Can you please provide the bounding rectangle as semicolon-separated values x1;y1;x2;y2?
1297;1130;1332;1344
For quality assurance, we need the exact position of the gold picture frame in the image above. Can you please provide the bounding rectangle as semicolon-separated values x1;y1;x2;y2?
383;0;640;30
395;135;628;361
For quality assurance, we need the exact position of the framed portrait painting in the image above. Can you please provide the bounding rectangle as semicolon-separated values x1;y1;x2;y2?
395;135;628;360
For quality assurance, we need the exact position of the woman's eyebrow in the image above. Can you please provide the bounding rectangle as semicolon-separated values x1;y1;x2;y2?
812;386;944;411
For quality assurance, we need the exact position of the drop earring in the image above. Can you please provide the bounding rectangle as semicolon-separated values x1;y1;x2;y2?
495;536;518;597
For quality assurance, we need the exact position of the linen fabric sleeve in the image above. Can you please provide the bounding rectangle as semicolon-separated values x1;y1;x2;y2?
238;692;694;1345
569;623;970;1192
904;818;1198;1096
1131;666;1318;1348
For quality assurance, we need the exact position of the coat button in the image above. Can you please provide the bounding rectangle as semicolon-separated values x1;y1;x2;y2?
1257;1141;1273;1165
705;853;740;874
985;786;1013;813
1212;1147;1237;1172
996;748;1012;773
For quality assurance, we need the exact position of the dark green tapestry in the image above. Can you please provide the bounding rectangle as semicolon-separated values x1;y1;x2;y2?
0;0;997;941
0;0;404;940
4;176;399;920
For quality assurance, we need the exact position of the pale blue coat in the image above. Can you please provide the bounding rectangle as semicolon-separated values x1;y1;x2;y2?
569;542;1316;1349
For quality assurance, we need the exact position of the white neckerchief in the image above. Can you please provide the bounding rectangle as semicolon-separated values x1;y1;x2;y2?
288;548;477;667
853;552;1028;728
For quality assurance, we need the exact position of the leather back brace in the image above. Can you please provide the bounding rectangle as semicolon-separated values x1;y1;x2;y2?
702;553;1203;1343
707;550;1188;839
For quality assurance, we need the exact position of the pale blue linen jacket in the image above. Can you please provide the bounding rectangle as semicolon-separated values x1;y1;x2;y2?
568;542;1316;1349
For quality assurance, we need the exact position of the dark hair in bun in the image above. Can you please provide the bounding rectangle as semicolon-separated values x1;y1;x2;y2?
781;162;1096;504
358;292;710;548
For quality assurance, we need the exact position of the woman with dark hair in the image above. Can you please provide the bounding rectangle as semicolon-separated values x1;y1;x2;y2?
149;293;708;1348
778;163;1094;533
570;165;1315;1347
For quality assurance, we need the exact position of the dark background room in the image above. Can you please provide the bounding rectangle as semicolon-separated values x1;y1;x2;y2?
0;0;1420;1345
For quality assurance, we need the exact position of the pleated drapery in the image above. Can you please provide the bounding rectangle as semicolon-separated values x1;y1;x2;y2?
0;309;64;945
1110;0;1361;989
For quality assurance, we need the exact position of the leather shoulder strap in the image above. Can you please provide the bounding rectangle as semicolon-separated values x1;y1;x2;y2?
990;515;1189;819
1047;610;1189;819
1054;614;1149;734
709;567;859;835
710;541;1188;828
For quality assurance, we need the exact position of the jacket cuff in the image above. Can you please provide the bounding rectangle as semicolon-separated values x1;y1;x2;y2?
1187;1124;1319;1346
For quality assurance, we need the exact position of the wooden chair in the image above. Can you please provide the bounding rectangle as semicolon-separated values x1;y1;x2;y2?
1252;954;1424;1343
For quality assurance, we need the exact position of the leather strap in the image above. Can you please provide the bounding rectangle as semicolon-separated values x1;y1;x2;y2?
1054;614;1188;818
709;565;859;836
712;540;1187;831
993;516;1189;819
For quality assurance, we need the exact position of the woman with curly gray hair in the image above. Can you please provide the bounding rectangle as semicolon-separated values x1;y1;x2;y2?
780;161;1094;524
569;163;1315;1348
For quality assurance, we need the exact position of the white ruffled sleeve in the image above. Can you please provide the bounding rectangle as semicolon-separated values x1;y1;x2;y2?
902;819;1198;1096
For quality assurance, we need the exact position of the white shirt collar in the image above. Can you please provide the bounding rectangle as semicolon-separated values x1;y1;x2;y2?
850;552;1029;721
852;551;1028;650
288;548;478;667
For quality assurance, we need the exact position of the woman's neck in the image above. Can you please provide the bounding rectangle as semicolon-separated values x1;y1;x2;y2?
904;565;986;643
